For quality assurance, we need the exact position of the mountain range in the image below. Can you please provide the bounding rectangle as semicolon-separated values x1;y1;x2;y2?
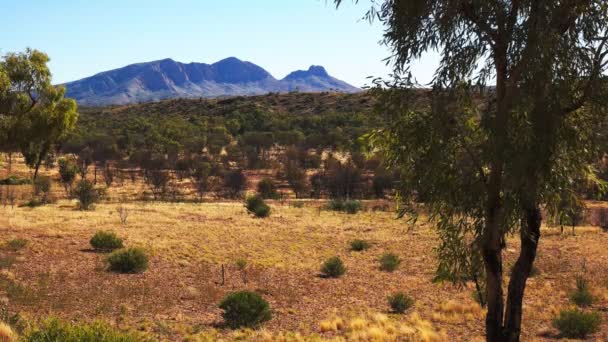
63;57;361;106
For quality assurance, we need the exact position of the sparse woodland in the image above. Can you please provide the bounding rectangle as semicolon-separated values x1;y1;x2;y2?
2;1;608;341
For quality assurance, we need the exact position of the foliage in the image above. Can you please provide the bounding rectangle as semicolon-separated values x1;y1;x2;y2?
244;195;271;218
224;169;246;198
90;231;124;252
218;291;272;329
326;199;362;214
22;317;146;342
320;256;346;278
350;239;371;252
553;309;601;339
58;157;78;194
0;175;30;186
73;179;100;210
4;239;27;251
33;176;51;203
570;276;594;308
336;0;608;340
379;253;401;272
387;292;414;313
0;49;78;180
106;248;148;273
257;178;278;199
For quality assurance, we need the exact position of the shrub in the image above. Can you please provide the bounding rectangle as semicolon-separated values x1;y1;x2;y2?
326;199;345;211
379;253;401;272
0;175;30;186
224;169;247;198
350;239;371;252
388;292;414;313
58;157;78;194
22;317;144;342
106;248;148;273
245;195;271;218
218;291;272;328
257;178;278;199
326;199;362;214
90;231;123;252
343;200;362;214
570;276;594;307
320;256;346;278
4;239;27;251
73;179;100;210
553;309;601;339
33;176;52;203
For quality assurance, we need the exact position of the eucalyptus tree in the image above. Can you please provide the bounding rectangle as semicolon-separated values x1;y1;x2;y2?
0;49;78;180
336;1;608;341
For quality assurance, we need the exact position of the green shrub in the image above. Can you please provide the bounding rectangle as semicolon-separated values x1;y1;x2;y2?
326;199;345;211
350;239;371;252
4;239;27;251
245;195;271;218
379;253;401;272
90;231;124;252
33;176;52;203
320;256;346;278
23;317;145;342
343;200;362;214
570;276;594;307
218;291;272;329
0;175;31;186
257;178;278;199
73;179;101;210
326;199;362;214
387;292;414;313
106;248;148;273
553;309;601;339
235;258;247;270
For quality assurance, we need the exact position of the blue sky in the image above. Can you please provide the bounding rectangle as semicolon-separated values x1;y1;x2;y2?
0;0;438;87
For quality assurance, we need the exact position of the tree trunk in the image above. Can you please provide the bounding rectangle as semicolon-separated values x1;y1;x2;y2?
482;203;505;342
503;206;541;342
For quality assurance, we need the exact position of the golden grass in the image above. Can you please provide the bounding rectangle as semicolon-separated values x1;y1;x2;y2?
0;322;16;342
1;200;608;341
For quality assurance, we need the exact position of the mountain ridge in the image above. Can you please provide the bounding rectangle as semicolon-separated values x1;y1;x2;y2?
64;57;361;106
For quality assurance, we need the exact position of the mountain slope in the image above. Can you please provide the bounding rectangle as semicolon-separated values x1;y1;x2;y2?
64;58;361;106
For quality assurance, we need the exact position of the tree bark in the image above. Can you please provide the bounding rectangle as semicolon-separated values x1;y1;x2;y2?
503;206;541;342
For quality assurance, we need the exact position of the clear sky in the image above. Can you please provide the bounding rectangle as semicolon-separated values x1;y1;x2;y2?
0;0;438;87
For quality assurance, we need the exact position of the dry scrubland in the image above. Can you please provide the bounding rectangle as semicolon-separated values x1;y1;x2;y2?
1;198;607;341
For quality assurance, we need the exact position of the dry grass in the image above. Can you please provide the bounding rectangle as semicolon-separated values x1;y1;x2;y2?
0;199;607;341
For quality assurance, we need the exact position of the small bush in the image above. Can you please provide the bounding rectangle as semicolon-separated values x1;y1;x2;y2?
388;292;414;313
218;291;272;328
0;175;30;186
343;200;362;214
33;176;52;203
22;317;144;341
106;248;148;273
245;195;271;218
73;179;101;210
350;239;371;252
4;239;27;251
321;256;346;278
90;231;124;252
570;276;594;307
235;258;247;270
326;199;362;214
553;309;601;339
326;199;345;211
379;253;401;272
257;178;278;199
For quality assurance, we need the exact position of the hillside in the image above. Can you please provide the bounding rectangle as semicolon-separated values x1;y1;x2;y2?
63;57;361;106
